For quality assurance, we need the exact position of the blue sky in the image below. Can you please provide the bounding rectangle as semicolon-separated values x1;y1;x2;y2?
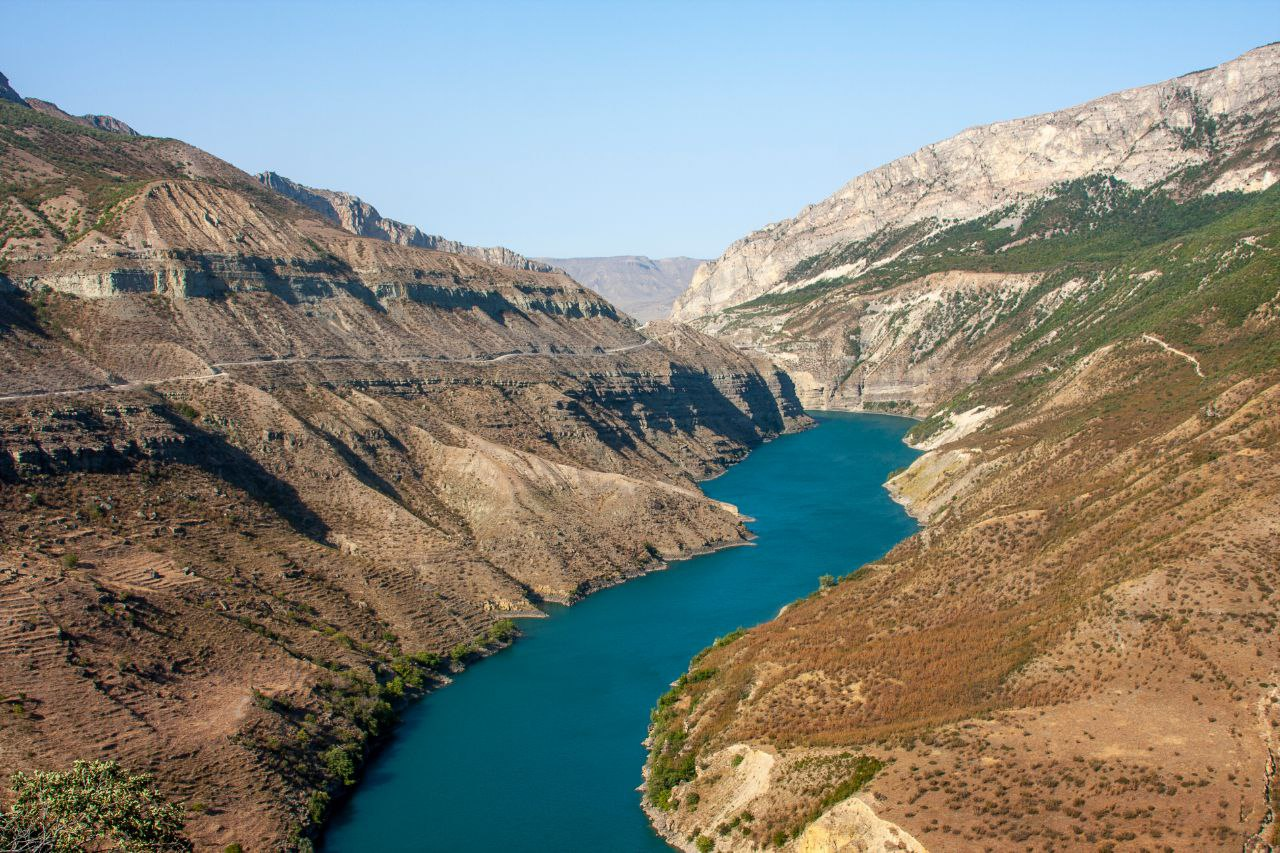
4;1;1275;258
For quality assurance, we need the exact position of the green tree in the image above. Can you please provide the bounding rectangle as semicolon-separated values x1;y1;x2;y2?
0;760;190;852
321;746;357;786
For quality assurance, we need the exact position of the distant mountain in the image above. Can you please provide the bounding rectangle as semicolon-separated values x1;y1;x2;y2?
256;171;553;272
535;255;706;321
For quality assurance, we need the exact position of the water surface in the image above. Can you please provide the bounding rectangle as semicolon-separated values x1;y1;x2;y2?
325;412;918;852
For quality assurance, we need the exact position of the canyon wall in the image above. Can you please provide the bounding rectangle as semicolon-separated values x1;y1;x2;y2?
0;88;806;848
670;44;1280;414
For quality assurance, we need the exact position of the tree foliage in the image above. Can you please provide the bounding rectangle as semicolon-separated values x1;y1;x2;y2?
0;760;190;852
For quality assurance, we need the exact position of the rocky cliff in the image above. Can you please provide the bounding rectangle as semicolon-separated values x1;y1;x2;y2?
669;44;1280;414
535;255;706;321
0;79;806;849
645;48;1280;853
256;170;554;273
24;97;139;135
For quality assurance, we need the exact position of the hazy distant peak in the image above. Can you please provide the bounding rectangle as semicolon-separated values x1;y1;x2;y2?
536;255;707;322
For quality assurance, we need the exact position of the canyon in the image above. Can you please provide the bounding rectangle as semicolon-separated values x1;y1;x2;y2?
1;36;1278;853
0;78;805;848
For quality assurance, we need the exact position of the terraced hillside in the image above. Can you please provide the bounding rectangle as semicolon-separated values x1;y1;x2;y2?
646;100;1280;853
0;88;807;848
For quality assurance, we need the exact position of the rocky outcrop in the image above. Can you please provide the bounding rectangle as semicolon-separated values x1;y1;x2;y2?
24;97;139;135
672;42;1280;323
535;255;706;321
668;44;1280;415
256;170;554;272
0;71;24;105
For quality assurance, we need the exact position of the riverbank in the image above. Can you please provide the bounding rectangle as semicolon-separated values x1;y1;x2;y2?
323;412;918;851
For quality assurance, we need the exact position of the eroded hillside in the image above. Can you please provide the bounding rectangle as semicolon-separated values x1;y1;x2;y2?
0;91;807;848
646;125;1280;852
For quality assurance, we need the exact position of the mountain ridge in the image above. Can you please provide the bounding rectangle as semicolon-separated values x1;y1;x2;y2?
644;47;1280;853
672;42;1280;324
255;170;554;273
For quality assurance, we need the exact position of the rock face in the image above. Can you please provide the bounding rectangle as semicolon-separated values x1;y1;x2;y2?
535;255;706;321
0;72;23;105
25;97;139;135
673;43;1280;324
667;44;1280;413
256;170;554;272
644;47;1280;853
0;87;807;848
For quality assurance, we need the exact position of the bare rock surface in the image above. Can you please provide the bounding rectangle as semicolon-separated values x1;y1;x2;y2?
672;43;1280;324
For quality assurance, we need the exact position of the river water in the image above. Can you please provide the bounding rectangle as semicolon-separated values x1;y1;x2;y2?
324;412;919;852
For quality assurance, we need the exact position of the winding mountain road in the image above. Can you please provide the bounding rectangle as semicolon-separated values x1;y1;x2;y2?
0;340;656;403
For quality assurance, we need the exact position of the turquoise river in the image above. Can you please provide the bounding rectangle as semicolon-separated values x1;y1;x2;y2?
324;411;919;852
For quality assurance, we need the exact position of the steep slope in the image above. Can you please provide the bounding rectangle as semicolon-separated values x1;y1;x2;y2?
669;44;1280;414
535;255;706;321
256;170;553;272
645;146;1280;850
0;85;807;848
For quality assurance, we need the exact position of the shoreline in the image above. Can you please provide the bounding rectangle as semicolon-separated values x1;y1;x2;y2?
322;410;909;850
640;411;926;852
315;422;803;848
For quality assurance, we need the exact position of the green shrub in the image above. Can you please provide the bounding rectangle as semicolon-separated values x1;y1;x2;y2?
696;835;715;852
485;619;517;644
306;790;329;824
0;760;189;852
321;746;356;786
171;402;199;420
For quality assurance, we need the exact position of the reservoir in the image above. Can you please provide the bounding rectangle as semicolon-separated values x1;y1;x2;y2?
324;412;919;852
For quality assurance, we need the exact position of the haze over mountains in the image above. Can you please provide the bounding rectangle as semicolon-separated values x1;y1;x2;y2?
255;170;554;273
252;174;704;321
535;255;706;321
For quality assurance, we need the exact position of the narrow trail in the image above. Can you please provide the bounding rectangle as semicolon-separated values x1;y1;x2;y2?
1142;333;1205;378
0;340;655;403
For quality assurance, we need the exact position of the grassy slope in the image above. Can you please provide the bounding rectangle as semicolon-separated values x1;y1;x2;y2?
646;181;1280;849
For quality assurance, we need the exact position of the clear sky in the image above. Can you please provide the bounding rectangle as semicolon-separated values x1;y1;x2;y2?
3;1;1275;258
